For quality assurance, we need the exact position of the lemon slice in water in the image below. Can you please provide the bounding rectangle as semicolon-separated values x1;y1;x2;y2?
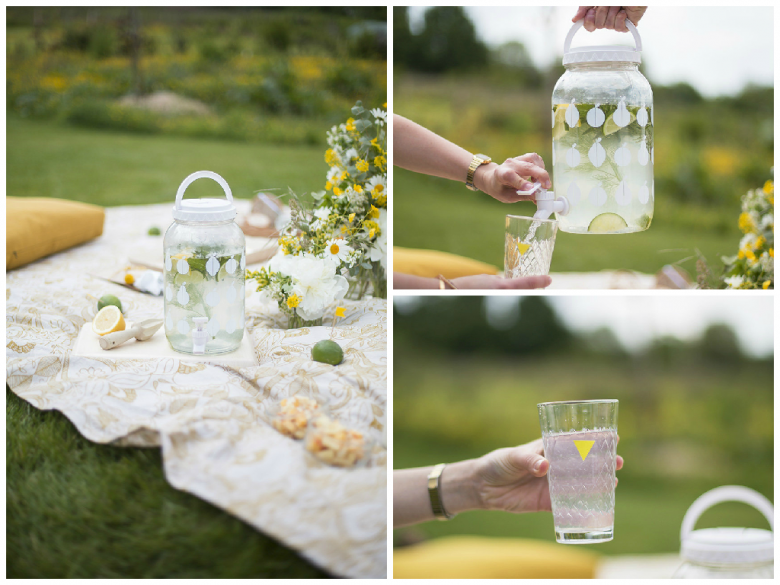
588;213;628;233
603;110;636;136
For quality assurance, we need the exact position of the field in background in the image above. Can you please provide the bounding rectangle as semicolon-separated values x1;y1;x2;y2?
7;7;386;146
393;72;773;278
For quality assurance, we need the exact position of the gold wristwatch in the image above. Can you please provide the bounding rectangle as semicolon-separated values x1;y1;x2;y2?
465;153;492;191
427;463;455;520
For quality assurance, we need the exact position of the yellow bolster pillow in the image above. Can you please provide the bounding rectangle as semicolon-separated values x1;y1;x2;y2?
393;535;600;579
393;247;498;279
6;197;105;271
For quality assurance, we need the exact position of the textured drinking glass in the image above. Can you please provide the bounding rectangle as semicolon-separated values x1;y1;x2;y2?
504;215;558;277
538;399;618;544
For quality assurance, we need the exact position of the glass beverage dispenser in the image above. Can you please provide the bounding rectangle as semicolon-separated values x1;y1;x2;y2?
547;19;654;234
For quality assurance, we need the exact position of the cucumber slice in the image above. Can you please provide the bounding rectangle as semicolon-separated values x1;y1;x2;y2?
588;212;628;233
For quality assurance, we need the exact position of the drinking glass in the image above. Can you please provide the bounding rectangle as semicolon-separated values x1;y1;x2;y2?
504;215;557;277
538;399;618;544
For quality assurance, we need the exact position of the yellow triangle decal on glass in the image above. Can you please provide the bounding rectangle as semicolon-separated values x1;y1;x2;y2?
573;440;595;461
517;242;530;255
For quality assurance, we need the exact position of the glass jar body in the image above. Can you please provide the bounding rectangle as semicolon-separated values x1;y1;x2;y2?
673;560;773;579
163;219;246;354
552;62;654;234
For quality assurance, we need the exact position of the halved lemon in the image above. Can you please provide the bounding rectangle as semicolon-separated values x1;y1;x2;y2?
92;305;126;336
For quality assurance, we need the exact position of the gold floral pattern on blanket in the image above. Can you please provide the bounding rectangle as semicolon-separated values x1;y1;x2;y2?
6;203;387;578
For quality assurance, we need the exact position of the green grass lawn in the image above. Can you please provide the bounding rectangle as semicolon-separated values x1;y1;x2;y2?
394;168;739;275
7;115;327;207
6;119;335;577
7;388;329;578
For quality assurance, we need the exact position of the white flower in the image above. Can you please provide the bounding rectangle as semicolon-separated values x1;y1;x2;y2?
739;233;757;250
326;166;341;183
370;108;387;125
761;213;773;229
346;187;368;208
345;148;358;162
369;208;387;271
311;206;332;230
269;253;348;321
324;238;354;264
724;275;745;289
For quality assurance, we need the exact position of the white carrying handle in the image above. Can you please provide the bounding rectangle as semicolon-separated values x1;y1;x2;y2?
175;171;233;210
564;18;642;55
680;486;774;542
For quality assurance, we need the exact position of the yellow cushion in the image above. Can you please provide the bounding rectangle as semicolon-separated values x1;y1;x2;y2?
6;198;105;271
394;247;498;279
393;535;600;579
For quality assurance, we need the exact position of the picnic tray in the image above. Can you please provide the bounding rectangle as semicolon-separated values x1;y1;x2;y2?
6;202;388;578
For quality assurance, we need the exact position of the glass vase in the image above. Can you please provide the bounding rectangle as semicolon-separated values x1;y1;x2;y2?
286;312;323;329
346;262;387;300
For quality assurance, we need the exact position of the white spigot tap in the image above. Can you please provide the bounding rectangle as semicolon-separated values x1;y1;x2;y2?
516;182;570;221
192;317;209;355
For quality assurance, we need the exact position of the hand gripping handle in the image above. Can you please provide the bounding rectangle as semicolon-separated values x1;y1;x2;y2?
680;485;774;542
564;18;642;55
175;171;233;210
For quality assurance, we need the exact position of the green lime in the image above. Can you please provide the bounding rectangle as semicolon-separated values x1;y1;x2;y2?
588;212;628;233
98;294;122;312
637;214;653;229
312;340;344;366
148;226;161;236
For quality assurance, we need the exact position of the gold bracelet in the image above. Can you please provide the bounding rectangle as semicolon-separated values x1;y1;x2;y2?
437;274;457;290
427;463;455;520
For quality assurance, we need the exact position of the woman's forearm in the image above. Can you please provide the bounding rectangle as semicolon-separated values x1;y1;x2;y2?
393;460;483;528
393;114;496;189
393;273;440;289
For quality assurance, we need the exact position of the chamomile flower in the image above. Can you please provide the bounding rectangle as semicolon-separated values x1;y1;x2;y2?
370;108;387;125
324;238;354;264
366;175;386;194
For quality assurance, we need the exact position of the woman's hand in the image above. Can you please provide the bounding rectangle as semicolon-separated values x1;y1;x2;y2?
452;274;551;290
473;438;624;513
473;153;551;204
573;6;648;32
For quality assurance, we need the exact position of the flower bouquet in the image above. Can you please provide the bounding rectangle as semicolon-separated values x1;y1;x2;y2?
722;174;774;289
313;101;387;299
246;102;387;328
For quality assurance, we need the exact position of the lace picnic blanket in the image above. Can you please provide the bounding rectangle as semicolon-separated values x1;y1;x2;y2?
6;203;387;578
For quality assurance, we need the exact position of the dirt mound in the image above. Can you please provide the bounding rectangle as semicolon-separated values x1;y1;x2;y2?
117;91;211;116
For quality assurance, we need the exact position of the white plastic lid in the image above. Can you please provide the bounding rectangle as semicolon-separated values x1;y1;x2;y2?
680;486;774;565
172;171;236;222
563;19;642;66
